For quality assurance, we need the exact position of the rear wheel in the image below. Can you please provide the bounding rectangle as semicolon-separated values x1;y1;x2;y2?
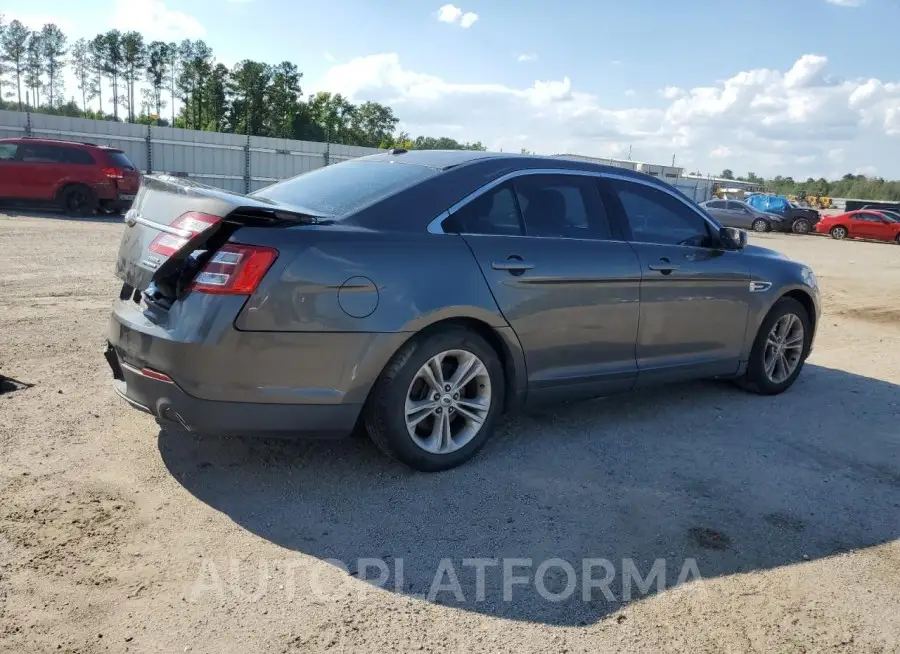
895;233;900;245
364;327;504;472
735;297;811;395
751;218;770;233
60;185;96;217
830;225;848;240
791;218;811;234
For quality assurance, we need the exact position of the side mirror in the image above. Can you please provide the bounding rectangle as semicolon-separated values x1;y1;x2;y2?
720;226;747;250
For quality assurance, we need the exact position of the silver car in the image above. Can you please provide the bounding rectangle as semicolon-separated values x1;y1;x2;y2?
701;199;784;233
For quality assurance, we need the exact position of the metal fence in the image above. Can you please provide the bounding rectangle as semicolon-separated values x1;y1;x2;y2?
0;110;384;194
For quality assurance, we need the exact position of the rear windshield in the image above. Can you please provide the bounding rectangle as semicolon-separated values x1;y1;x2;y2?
107;151;136;169
251;160;437;217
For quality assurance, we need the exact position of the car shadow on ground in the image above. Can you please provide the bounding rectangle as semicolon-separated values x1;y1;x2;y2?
0;205;121;223
158;363;900;626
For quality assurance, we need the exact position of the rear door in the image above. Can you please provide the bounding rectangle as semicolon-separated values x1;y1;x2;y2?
14;143;70;200
0;142;21;197
601;176;751;385
702;200;733;226
449;173;642;402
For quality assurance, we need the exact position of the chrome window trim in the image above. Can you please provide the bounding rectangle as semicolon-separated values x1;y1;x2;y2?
426;168;723;240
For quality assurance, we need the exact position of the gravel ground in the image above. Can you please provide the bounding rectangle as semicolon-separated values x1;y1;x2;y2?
1;209;899;654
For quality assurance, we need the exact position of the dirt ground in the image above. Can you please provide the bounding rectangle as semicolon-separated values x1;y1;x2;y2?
1;209;899;654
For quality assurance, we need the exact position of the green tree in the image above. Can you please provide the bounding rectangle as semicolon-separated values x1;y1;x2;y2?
24;31;43;107
39;23;66;108
203;62;228;130
350;101;398;148
166;41;179;125
721;169;734;180
266;61;302;138
145;41;169;117
70;38;97;113
120;31;146;122
227;59;271;135
99;30;124;118
87;35;106;115
0;19;29;109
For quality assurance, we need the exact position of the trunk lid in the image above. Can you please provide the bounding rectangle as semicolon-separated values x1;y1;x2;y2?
115;174;315;295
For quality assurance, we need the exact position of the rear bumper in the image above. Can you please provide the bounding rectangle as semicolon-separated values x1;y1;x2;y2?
106;296;409;439
108;355;359;438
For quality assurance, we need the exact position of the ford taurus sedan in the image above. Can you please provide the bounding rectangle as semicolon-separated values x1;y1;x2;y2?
105;150;820;472
700;199;785;233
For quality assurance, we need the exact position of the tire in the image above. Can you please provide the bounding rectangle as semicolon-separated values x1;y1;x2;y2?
895;233;900;245
791;218;811;234
60;185;96;217
735;297;811;396
751;218;770;233
364;327;505;472
830;225;848;240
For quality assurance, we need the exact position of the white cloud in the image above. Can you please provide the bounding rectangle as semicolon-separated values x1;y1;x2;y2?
1;12;75;34
625;89;636;97
324;52;336;62
459;12;479;28
437;5;478;28
111;0;206;41
311;52;900;178
517;53;537;63
826;0;863;6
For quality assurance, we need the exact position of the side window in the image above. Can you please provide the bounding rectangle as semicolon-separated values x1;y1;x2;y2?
446;182;522;235
0;144;18;160
706;200;725;209
20;144;67;163
514;174;611;240
726;201;746;212
608;178;712;247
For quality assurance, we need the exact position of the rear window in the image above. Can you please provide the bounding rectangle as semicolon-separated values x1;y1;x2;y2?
252;161;437;217
106;151;136;170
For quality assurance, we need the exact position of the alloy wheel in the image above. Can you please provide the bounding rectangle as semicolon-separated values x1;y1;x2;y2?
404;349;492;455
752;219;769;232
763;314;805;384
831;226;847;240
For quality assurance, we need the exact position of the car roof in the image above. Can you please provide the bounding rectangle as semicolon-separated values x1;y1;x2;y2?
0;137;120;151
354;149;663;183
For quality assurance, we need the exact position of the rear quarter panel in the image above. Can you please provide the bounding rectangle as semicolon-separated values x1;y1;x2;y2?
233;226;509;333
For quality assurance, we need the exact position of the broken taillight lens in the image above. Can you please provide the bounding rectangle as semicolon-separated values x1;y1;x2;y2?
148;212;221;257
189;244;278;295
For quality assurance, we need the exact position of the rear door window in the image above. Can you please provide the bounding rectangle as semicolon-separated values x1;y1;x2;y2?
252;160;437;217
19;144;69;163
0;143;18;160
513;174;612;240
445;183;523;235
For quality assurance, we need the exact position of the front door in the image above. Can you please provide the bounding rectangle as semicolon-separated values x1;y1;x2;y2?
853;212;891;240
0;142;23;197
601;176;752;385
15;142;69;200
446;174;642;403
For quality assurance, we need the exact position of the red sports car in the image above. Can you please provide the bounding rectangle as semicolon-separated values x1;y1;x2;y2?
815;210;900;244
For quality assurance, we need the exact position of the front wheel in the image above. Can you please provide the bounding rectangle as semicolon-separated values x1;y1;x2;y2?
735;297;811;395
364;328;505;472
791;218;811;234
751;218;770;233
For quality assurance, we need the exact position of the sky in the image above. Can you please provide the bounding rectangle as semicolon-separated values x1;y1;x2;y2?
3;0;900;179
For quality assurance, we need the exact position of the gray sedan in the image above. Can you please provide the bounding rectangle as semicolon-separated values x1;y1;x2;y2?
701;199;784;232
106;151;821;471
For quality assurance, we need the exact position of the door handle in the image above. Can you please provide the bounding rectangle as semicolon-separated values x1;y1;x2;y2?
648;258;679;274
492;257;534;275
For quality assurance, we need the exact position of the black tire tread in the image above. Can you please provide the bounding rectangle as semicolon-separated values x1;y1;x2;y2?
736;297;811;396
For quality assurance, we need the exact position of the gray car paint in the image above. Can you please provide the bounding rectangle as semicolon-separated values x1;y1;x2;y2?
107;151;820;438
701;200;783;231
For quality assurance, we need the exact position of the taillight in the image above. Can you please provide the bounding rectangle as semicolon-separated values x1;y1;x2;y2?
189;244;278;295
102;166;124;180
148;212;221;257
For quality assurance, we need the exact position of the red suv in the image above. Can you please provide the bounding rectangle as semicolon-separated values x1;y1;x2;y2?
0;137;141;216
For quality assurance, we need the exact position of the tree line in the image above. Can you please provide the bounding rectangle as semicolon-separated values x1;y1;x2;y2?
715;169;900;202
0;16;486;151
